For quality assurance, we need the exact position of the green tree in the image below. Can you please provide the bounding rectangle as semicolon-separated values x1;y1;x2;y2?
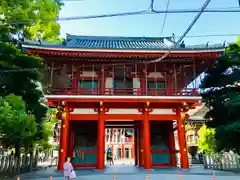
0;0;62;155
200;42;240;153
36;120;53;151
0;94;37;156
197;124;216;154
0;0;63;42
0;42;47;143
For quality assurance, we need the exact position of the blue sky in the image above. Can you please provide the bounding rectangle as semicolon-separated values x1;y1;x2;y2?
59;0;240;45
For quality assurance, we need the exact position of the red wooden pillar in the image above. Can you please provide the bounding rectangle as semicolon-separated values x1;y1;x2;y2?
131;137;134;159
68;121;75;160
121;144;125;160
139;121;144;166
143;106;152;169
168;122;176;167
111;144;114;159
134;127;138;165
97;105;105;170
57;112;70;171
176;109;189;169
100;67;105;94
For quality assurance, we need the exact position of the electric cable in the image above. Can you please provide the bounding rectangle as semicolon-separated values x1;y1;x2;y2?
1;31;238;73
160;0;170;36
148;0;212;64
2;7;240;26
0;33;237;73
0;0;238;72
177;33;240;38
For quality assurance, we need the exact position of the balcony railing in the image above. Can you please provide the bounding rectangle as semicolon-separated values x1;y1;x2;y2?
50;88;199;96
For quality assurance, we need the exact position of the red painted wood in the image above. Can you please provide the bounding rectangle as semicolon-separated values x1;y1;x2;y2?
131;137;135;159
152;163;170;167
96;108;105;170
73;164;96;168
143;108;152;169
176;109;189;169
68;114;178;121
168;122;177;167
81;150;97;154
151;150;169;154
57;112;70;171
68;122;75;160
28;48;222;58
121;144;124;160
51;87;198;97
139;121;144;167
46;97;198;104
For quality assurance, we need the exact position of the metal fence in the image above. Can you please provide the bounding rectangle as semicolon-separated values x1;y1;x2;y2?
37;150;58;168
203;153;240;171
0;154;38;173
0;150;58;174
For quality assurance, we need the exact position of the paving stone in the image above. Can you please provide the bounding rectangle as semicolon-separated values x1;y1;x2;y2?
17;165;240;180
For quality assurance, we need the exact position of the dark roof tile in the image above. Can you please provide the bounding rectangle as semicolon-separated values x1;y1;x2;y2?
66;34;171;49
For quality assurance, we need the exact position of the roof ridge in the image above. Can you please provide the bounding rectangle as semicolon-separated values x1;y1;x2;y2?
66;33;170;41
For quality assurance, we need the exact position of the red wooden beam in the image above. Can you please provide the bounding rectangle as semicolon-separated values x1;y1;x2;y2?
28;48;222;58
68;114;177;121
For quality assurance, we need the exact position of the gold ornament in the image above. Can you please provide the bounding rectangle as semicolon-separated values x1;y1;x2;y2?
146;102;150;108
62;112;67;120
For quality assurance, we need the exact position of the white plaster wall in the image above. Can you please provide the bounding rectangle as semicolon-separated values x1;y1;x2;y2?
105;78;113;94
80;71;98;77
133;78;140;95
105;78;113;88
148;72;164;78
132;78;140;89
106;109;141;114
150;109;176;115
70;108;97;114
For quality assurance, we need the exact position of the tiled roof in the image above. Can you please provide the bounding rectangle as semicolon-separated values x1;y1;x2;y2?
22;34;226;51
65;34;171;49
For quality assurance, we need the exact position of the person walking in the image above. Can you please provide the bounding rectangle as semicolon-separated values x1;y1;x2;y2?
64;157;75;179
106;149;114;165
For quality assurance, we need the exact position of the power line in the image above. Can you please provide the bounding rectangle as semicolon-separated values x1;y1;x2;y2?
3;7;240;26
148;0;212;64
160;0;170;36
0;0;238;72
178;33;240;38
0;35;237;73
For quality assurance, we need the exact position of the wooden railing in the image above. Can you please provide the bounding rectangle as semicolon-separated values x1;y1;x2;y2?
51;88;199;96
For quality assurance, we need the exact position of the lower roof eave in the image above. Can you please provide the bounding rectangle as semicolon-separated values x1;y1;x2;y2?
44;95;201;103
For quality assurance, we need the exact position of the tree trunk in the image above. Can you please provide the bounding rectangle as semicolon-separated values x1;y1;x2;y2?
14;143;21;172
15;143;20;158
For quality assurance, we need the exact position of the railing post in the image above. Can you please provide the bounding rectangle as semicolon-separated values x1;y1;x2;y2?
203;156;207;169
236;154;240;169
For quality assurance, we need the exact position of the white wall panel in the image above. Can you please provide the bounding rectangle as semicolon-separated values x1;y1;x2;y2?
106;109;141;114
70;108;97;114
150;109;175;115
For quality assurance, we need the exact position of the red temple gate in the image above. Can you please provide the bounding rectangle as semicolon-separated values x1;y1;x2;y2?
22;34;224;170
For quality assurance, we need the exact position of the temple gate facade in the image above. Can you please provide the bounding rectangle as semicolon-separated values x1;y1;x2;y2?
22;34;224;170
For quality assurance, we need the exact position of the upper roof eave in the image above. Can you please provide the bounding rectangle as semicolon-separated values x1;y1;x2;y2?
22;44;225;54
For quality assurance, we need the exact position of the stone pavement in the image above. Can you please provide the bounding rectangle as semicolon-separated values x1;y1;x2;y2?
14;165;240;180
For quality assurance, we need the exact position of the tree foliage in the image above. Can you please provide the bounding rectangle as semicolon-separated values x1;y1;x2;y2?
0;94;37;153
0;41;47;142
0;0;62;153
200;42;240;153
0;0;63;42
197;124;216;154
